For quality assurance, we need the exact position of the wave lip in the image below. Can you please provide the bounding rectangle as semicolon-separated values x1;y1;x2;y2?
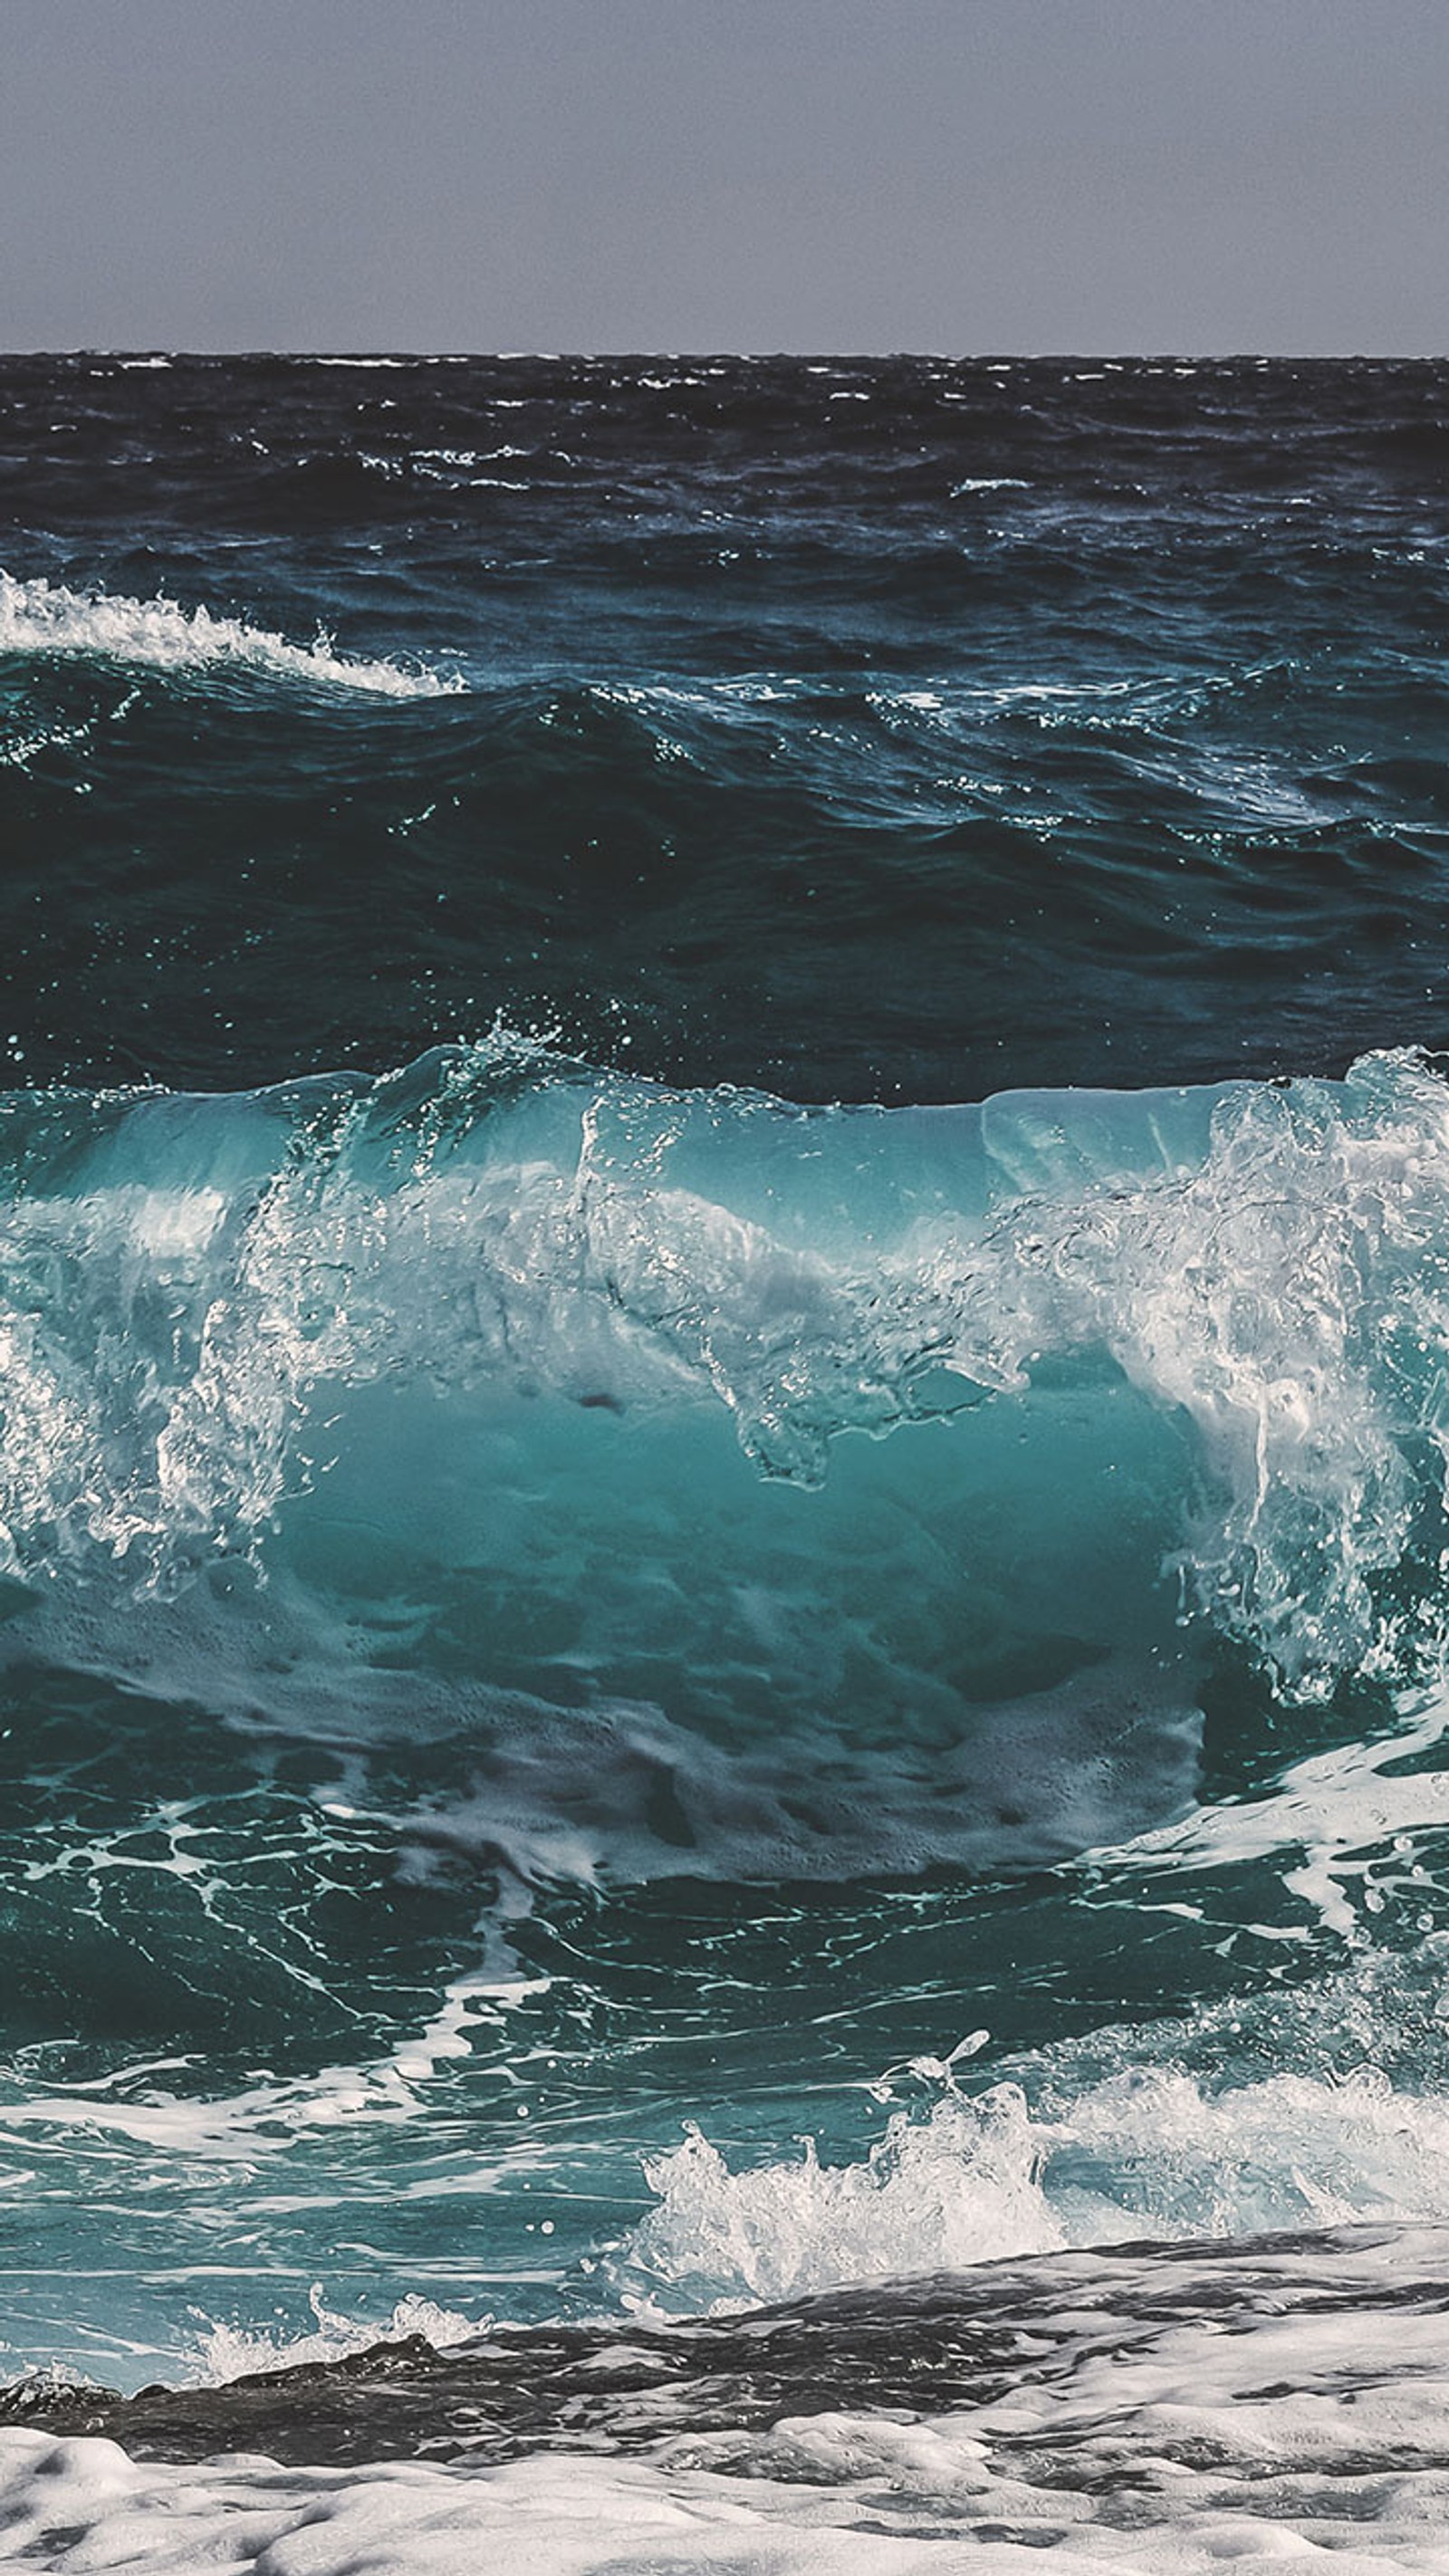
0;570;462;698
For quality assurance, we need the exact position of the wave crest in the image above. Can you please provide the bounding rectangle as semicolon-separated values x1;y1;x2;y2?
0;1043;1447;1706
0;570;461;697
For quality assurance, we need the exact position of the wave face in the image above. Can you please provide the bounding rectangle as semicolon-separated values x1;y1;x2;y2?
6;357;1449;2573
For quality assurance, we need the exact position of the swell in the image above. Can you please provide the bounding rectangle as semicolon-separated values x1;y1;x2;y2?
8;355;1449;1112
6;354;1449;517
5;651;1449;1102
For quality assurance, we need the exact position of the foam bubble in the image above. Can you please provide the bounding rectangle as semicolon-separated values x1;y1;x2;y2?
622;2089;1063;2309
7;2228;1449;2571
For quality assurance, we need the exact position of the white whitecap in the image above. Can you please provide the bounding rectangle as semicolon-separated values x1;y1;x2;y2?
0;571;463;698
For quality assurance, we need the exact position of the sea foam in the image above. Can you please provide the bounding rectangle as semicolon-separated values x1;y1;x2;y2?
618;2066;1449;2313
7;2224;1449;2571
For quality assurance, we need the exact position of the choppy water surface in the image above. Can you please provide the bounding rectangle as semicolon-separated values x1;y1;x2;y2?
5;357;1449;2571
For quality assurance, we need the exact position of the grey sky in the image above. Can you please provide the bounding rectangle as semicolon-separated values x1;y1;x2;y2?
3;0;1446;353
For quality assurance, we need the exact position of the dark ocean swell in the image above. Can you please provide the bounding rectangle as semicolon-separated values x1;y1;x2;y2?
6;355;1449;1110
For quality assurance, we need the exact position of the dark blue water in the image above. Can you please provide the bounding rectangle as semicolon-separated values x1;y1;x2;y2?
6;354;1449;1105
5;362;1449;2569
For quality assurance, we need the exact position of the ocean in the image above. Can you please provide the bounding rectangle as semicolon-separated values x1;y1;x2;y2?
3;353;1449;2569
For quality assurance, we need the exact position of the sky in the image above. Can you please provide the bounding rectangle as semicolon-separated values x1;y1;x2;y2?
2;0;1447;354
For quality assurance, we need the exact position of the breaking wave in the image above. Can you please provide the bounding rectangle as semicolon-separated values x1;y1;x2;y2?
1;1040;1448;1680
620;2062;1449;2313
0;569;462;697
0;1037;1444;1887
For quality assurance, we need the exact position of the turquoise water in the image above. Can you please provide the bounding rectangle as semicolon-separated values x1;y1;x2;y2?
5;362;1449;2491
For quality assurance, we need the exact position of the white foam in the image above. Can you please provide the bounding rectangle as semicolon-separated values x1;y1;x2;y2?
621;2090;1065;2309
1126;1684;1449;1935
617;2066;1449;2313
6;2229;1449;2574
0;2035;446;2179
0;571;463;697
193;2283;477;2386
